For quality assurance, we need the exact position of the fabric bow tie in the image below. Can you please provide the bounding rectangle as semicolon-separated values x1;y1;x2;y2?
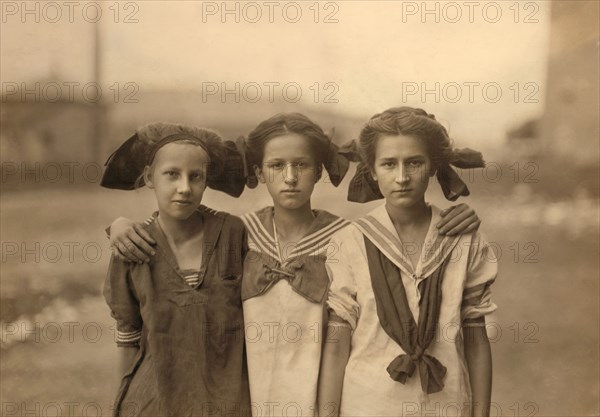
242;254;329;304
386;345;447;394
263;261;303;282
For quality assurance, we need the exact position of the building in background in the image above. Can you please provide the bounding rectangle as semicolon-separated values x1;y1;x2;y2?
1;80;98;165
540;0;599;165
1;84;364;187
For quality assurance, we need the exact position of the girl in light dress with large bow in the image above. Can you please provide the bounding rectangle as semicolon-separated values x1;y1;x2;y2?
319;107;495;417
107;112;482;416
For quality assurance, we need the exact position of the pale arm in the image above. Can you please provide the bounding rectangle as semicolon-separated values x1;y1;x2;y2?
317;325;351;417
464;318;492;417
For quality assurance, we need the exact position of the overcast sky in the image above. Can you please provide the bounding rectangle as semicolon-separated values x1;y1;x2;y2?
2;1;551;150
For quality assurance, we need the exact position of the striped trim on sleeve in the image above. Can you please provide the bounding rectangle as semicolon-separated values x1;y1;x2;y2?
116;328;142;347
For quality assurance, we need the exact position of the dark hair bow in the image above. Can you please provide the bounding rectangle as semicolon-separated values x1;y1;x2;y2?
342;140;485;203
323;128;351;187
100;127;246;197
235;129;352;189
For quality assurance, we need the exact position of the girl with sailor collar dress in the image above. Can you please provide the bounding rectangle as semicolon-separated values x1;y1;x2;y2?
238;114;351;417
237;113;481;417
106;114;483;417
319;107;496;417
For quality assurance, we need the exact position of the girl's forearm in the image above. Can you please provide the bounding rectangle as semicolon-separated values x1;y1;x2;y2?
318;326;351;417
464;326;492;417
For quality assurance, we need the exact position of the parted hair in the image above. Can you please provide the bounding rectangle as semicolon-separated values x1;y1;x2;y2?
358;107;453;172
245;113;331;179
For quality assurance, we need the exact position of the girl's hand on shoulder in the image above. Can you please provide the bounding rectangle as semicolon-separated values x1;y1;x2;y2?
437;203;481;236
110;217;156;263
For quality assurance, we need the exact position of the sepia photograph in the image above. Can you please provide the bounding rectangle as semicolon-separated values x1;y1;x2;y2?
1;1;599;416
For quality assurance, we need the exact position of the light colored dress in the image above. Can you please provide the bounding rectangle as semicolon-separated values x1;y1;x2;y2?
241;207;349;417
326;203;497;417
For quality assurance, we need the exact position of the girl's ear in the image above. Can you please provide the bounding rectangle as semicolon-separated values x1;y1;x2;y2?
254;165;266;184
143;166;154;189
315;166;323;183
371;168;378;182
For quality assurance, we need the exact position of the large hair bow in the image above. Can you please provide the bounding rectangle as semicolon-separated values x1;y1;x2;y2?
235;128;352;189
100;124;246;197
340;140;485;203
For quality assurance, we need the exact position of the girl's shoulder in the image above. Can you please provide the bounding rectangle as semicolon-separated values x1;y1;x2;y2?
242;206;349;229
243;206;346;221
313;209;348;227
142;206;244;233
199;204;240;222
243;206;273;223
198;205;245;237
329;220;363;245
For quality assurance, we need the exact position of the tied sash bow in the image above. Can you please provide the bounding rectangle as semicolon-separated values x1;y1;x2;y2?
387;344;447;394
363;237;449;394
242;254;329;304
263;260;303;284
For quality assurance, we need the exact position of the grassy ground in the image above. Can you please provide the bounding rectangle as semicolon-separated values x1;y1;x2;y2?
1;183;598;416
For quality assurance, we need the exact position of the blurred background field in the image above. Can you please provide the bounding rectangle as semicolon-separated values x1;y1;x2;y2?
2;1;599;416
1;163;599;416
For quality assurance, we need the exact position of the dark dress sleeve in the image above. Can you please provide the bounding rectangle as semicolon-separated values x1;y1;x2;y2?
220;213;247;275
103;254;143;347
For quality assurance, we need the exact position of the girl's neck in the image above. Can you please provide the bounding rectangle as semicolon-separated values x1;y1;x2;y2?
385;199;431;229
272;201;315;238
157;210;203;245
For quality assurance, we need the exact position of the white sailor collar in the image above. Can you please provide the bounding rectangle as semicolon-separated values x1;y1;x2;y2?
242;207;349;264
353;203;462;280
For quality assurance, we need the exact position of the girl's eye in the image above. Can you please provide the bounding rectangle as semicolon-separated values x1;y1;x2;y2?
190;173;203;181
382;161;395;168
165;171;178;177
409;161;424;167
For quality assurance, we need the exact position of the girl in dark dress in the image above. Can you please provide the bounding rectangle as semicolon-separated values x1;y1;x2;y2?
101;123;250;417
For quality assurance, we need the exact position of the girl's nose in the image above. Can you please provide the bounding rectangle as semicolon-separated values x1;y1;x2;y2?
395;165;410;184
177;178;192;194
283;164;299;185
